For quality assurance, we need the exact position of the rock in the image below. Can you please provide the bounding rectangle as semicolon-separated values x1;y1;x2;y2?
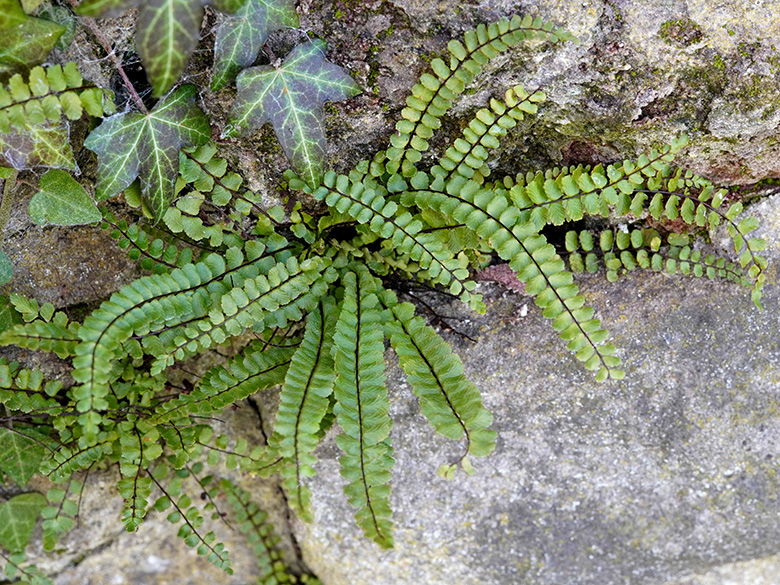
294;0;780;184
295;253;780;584
28;402;304;585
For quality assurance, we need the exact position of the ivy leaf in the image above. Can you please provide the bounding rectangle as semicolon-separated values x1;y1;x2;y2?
0;493;46;552
29;170;101;226
0;122;75;170
77;0;248;98
0;0;65;78
227;40;360;188
0;0;27;28
0;428;46;487
83;84;210;221
0;249;12;285
211;0;298;91
0;295;22;332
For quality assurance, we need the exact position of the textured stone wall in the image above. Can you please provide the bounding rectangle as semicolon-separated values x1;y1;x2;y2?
4;0;780;584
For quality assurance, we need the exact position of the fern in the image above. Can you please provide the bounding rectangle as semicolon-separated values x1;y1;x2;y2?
381;291;495;475
0;63;114;170
330;267;394;548
268;296;337;521
221;479;322;585
0;8;770;581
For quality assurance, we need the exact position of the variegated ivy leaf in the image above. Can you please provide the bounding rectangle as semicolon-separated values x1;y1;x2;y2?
84;84;210;222
77;0;248;98
0;0;65;77
0;493;46;552
211;0;298;91
29;169;101;226
227;40;360;188
0;121;74;170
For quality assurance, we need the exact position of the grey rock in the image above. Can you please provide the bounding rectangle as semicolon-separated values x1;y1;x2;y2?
296;250;780;584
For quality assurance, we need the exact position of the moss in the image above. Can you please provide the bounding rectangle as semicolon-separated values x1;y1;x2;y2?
659;19;704;47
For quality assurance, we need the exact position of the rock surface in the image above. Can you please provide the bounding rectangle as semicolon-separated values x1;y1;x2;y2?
295;195;780;585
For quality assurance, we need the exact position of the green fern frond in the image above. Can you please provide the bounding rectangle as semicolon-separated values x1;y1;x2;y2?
179;144;281;227
332;267;394;548
390;15;575;175
268;296;338;521
41;432;117;482
0;551;53;585
118;473;153;533
0;298;79;359
563;228;755;286
148;257;332;374
303;170;483;311
41;478;83;551
153;344;294;424
0;63;115;169
381;291;495;471
0;359;62;413
150;470;232;573
406;181;622;381
102;211;195;274
431;84;546;185
71;254;231;442
221;479;313;584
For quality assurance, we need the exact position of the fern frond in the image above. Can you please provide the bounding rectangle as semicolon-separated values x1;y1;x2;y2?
390;15;575;175
381;292;495;472
221;480;310;584
303;170;483;311
40;432;117;482
406;182;622;381
0;63;114;169
71;254;231;442
118;473;153;532
431;84;545;185
0;551;53;585
149;257;332;374
102;211;195;274
41;478;83;551
0;307;80;359
332;268;394;548
0;359;62;413
505;146;766;303
268;296;338;521
153;344;294;424
150;470;232;573
563;228;755;286
180;144;282;227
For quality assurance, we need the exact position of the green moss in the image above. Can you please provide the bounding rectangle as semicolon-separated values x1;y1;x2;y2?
659;19;704;47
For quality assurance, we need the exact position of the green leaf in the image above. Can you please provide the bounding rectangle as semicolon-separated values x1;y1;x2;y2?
211;0;298;91
78;0;246;97
0;493;46;552
0;0;27;28
0;295;22;332
0;249;12;285
135;0;204;97
0;3;65;77
29;170;101;226
228;40;360;188
0;121;75;170
83;84;210;221
0;428;46;487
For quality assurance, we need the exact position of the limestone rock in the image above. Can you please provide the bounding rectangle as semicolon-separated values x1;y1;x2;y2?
295;236;780;584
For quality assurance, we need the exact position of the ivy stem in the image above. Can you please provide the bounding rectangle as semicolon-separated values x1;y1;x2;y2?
0;169;18;244
66;0;149;114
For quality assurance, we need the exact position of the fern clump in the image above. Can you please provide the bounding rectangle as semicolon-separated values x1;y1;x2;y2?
0;4;768;582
